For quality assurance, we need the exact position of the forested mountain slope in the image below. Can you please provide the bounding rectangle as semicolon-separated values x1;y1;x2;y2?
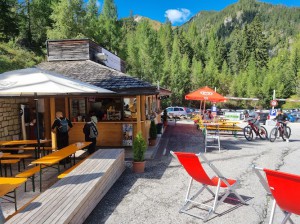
1;0;300;107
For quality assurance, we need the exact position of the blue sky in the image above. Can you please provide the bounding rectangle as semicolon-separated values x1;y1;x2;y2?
95;0;300;25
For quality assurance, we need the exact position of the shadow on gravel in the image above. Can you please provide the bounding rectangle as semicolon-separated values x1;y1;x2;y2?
85;122;255;224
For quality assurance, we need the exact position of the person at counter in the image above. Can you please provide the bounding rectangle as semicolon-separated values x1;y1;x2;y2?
51;111;73;150
83;116;98;154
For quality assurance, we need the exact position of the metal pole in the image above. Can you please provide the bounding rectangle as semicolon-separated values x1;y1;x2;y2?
34;93;41;158
272;90;276;110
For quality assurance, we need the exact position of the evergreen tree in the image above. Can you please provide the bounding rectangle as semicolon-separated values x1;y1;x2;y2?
191;56;204;90
47;0;85;39
101;0;117;20
0;0;19;41
170;34;182;105
83;0;100;41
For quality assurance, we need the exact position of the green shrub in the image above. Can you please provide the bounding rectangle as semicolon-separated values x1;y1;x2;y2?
133;132;147;162
149;120;157;139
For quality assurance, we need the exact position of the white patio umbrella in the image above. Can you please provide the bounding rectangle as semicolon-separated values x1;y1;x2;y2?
0;67;114;156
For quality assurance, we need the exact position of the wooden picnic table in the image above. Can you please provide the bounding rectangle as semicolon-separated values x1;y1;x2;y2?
31;142;91;192
0;177;27;211
0;139;52;159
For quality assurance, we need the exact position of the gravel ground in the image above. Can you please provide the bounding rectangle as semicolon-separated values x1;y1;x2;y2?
85;120;300;224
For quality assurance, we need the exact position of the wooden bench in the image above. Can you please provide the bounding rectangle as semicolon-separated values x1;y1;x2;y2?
0;177;27;211
7;149;125;224
1;154;32;171
0;159;20;177
15;166;44;192
57;155;92;179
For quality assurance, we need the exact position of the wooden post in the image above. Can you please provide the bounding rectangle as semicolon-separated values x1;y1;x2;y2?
44;98;51;140
64;97;69;119
141;95;146;121
136;95;142;135
50;97;56;149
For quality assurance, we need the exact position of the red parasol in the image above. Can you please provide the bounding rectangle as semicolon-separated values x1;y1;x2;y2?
185;86;226;113
185;86;226;102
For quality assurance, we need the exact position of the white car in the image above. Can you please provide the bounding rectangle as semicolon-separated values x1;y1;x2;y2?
163;107;188;118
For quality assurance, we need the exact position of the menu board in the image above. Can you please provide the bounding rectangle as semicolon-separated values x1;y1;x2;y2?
122;124;133;146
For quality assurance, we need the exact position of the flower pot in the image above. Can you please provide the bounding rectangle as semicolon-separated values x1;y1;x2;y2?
132;161;145;173
149;138;157;146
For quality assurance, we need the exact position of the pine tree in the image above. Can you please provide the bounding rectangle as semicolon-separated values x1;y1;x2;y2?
98;0;119;53
170;34;182;105
191;56;204;90
47;0;85;39
83;0;100;41
0;0;19;41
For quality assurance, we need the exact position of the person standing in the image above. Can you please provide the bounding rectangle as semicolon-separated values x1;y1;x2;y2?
83;116;98;154
51;111;73;149
274;109;289;142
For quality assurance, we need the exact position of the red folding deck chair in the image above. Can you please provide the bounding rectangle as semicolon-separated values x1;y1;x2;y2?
171;151;246;221
253;166;300;224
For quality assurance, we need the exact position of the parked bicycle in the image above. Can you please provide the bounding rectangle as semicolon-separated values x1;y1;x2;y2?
243;120;268;141
269;121;291;142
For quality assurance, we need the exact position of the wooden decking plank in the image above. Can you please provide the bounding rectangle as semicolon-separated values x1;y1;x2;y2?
45;150;123;223
51;153;124;224
23;150;116;224
42;156;116;223
7;149;124;224
70;154;125;223
64;153;124;223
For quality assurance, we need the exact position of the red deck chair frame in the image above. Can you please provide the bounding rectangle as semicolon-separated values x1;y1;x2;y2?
253;166;300;224
171;151;246;221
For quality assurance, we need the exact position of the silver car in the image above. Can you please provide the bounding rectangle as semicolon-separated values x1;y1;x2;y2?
163;107;188;118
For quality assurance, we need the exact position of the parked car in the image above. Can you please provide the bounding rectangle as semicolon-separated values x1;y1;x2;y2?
290;112;300;122
162;106;188;118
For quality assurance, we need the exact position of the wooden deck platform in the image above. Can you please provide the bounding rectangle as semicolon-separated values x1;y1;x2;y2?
6;148;125;224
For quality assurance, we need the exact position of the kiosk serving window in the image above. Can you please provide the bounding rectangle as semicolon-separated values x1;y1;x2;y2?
71;98;86;121
90;98;122;121
123;97;137;120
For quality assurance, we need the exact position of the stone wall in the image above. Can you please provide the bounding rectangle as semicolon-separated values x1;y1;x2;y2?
0;98;28;141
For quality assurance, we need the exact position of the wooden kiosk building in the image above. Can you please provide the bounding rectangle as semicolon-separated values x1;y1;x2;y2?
37;39;159;148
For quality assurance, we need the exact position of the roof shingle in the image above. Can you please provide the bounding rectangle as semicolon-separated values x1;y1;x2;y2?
37;60;158;95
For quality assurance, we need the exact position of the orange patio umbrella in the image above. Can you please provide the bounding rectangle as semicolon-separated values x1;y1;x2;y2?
185;86;226;112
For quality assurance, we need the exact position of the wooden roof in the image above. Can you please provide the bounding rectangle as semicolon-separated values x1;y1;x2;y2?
37;60;158;95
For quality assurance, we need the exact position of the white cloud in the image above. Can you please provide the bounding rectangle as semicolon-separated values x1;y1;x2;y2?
165;8;191;24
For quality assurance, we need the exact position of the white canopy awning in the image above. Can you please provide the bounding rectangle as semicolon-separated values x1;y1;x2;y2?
0;68;114;96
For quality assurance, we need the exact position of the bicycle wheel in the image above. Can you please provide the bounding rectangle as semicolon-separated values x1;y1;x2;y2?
258;126;268;140
281;126;291;141
269;128;278;142
243;126;253;141
286;126;291;138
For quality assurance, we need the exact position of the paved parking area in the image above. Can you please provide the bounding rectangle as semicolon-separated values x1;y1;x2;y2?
85;120;300;224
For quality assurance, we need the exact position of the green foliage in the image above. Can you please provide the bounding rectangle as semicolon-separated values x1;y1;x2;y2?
0;41;42;73
0;0;19;41
282;95;300;109
1;0;300;110
133;132;147;162
47;0;85;39
149;120;157;139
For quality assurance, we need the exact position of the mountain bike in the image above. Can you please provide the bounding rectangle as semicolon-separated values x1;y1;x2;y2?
243;120;268;141
269;121;291;142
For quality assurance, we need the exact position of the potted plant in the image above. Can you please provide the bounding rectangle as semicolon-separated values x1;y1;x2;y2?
132;132;147;173
149;120;157;146
162;109;168;126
